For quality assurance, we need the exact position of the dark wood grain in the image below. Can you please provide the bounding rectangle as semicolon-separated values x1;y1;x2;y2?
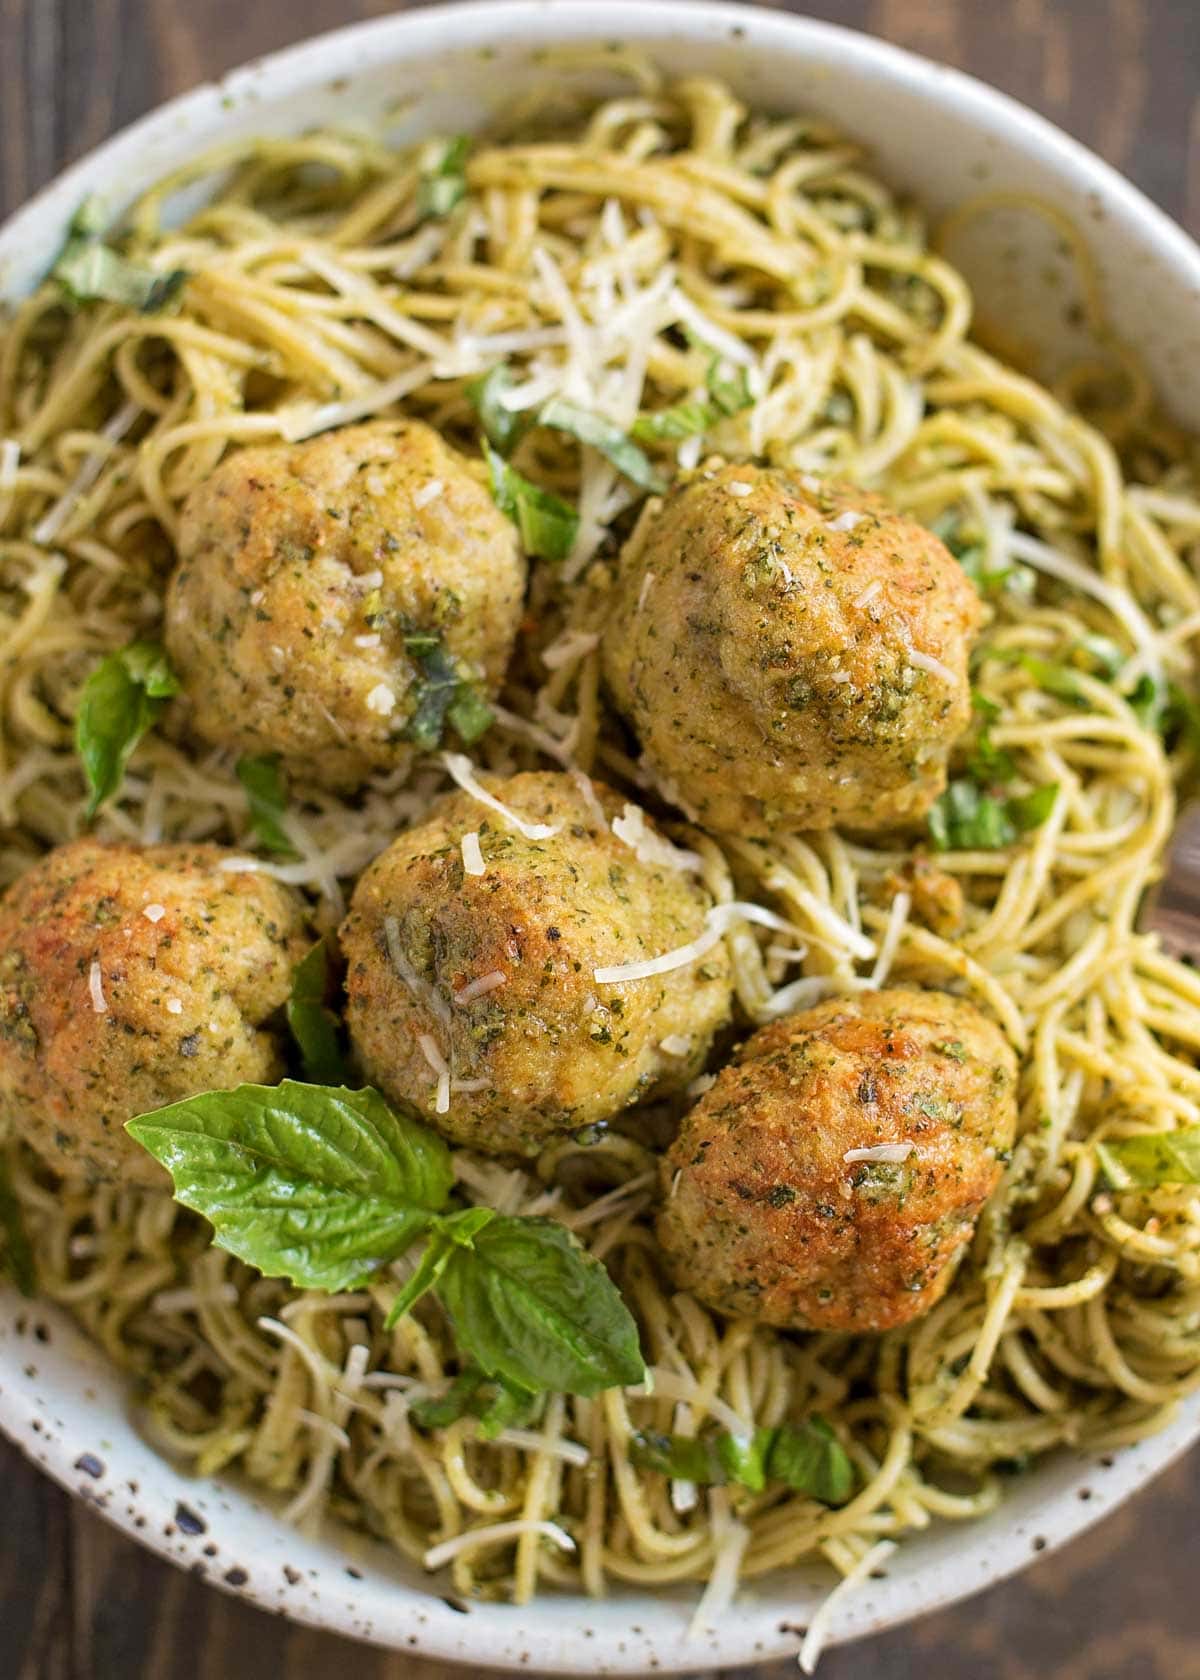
3;2;1200;1677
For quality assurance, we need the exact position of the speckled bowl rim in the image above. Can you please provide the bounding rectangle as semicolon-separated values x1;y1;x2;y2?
3;2;1200;1671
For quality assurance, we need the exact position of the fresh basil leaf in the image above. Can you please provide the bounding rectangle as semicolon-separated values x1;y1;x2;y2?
385;1233;455;1327
236;753;296;857
401;630;493;752
474;1377;543;1439
1008;782;1058;832
416;135;471;221
286;939;347;1086
929;778;1056;851
0;1159;35;1298
76;639;180;817
484;443;579;562
631;401;716;442
629;1430;723;1482
125;1082;454;1292
537;397;666;493
408;1366;540;1437
410;1367;489;1429
765;1417;856;1504
467;365;528;453
1096;1128;1200;1188
54;201;186;312
1074;634;1126;679
930;513;1012;592
435;1213;644;1397
716;1427;774;1493
1138;680;1200;751
705;359;753;417
967;693;1016;786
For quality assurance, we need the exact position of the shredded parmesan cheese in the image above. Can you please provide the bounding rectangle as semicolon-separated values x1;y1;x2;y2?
142;903;166;923
33;400;140;545
571;769;609;831
593;900;794;985
166;998;183;1015
636;571;656;613
761;975;834;1019
659;1034;692;1056
491;1428;591;1467
677;434;703;471
844;1143;914;1164
87;961;107;1013
460;832;485;876
353;632;381;649
610;803;702;872
798;1540;897;1674
423;1520;576;1572
853;579;882;610
413;478;444;509
365;682;396;715
453;970;507;1006
826;509;865;533
442;752;561;840
869;890;911;988
727;480;753;497
0;438;18;496
907;648;955;684
383;915;452;1028
417;1033;452;1113
687;1072;717;1098
360;569;384;589
688;1489;750;1637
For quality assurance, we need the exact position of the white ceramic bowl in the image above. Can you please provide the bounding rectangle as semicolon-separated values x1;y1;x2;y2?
3;4;1200;1670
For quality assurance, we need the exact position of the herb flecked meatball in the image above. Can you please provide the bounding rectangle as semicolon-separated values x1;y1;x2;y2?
602;462;981;837
0;841;310;1186
339;771;733;1155
656;988;1017;1331
165;420;526;790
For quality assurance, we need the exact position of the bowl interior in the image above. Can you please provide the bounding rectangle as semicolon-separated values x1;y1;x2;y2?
3;3;1199;1671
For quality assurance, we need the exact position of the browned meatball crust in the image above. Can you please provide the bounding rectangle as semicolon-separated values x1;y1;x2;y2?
165;419;525;790
603;463;982;837
340;772;733;1156
657;987;1017;1331
0;841;310;1185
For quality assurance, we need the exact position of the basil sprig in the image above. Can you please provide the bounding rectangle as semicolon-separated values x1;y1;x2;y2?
54;197;187;312
630;1416;855;1505
76;639;180;816
928;778;1058;852
286;941;347;1086
126;1082;644;1399
236;753;296;856
0;1159;35;1298
1096;1128;1200;1189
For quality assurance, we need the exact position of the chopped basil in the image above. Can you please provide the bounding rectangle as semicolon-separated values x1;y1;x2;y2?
75;639;180;817
484;442;579;561
967;693;1016;786
235;754;295;857
286;939;347;1086
416;135;471;221
0;1159;35;1298
408;1365;542;1438
1096;1128;1200;1188
126;1081;644;1398
401;629;494;752
629;1417;855;1504
536;397;666;493
53;198;186;312
928;778;1058;851
467;365;527;453
631;354;754;443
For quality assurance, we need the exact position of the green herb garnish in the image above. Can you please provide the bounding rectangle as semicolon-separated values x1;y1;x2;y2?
629;1416;855;1504
1096;1128;1200;1188
236;754;295;857
928;778;1058;851
537;396;666;493
484;442;579;562
126;1082;644;1400
75;639;180;817
401;630;494;753
286;940;347;1086
53;197;187;312
416;136;471;221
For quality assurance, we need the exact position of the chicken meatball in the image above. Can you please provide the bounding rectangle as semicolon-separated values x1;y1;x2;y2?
0;841;310;1186
340;771;733;1155
657;988;1017;1331
165;420;526;789
603;463;981;837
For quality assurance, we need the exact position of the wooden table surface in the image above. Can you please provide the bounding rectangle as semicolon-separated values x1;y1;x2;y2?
4;1;1200;1676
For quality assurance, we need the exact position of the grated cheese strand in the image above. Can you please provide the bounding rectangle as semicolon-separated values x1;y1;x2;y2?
453;970;508;1006
87;960;107;1013
868;890;911;988
611;803;702;872
798;1540;897;1674
594;900;795;985
423;1519;576;1573
844;1142;914;1164
460;832;485;876
384;915;452;1029
442;752;562;840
